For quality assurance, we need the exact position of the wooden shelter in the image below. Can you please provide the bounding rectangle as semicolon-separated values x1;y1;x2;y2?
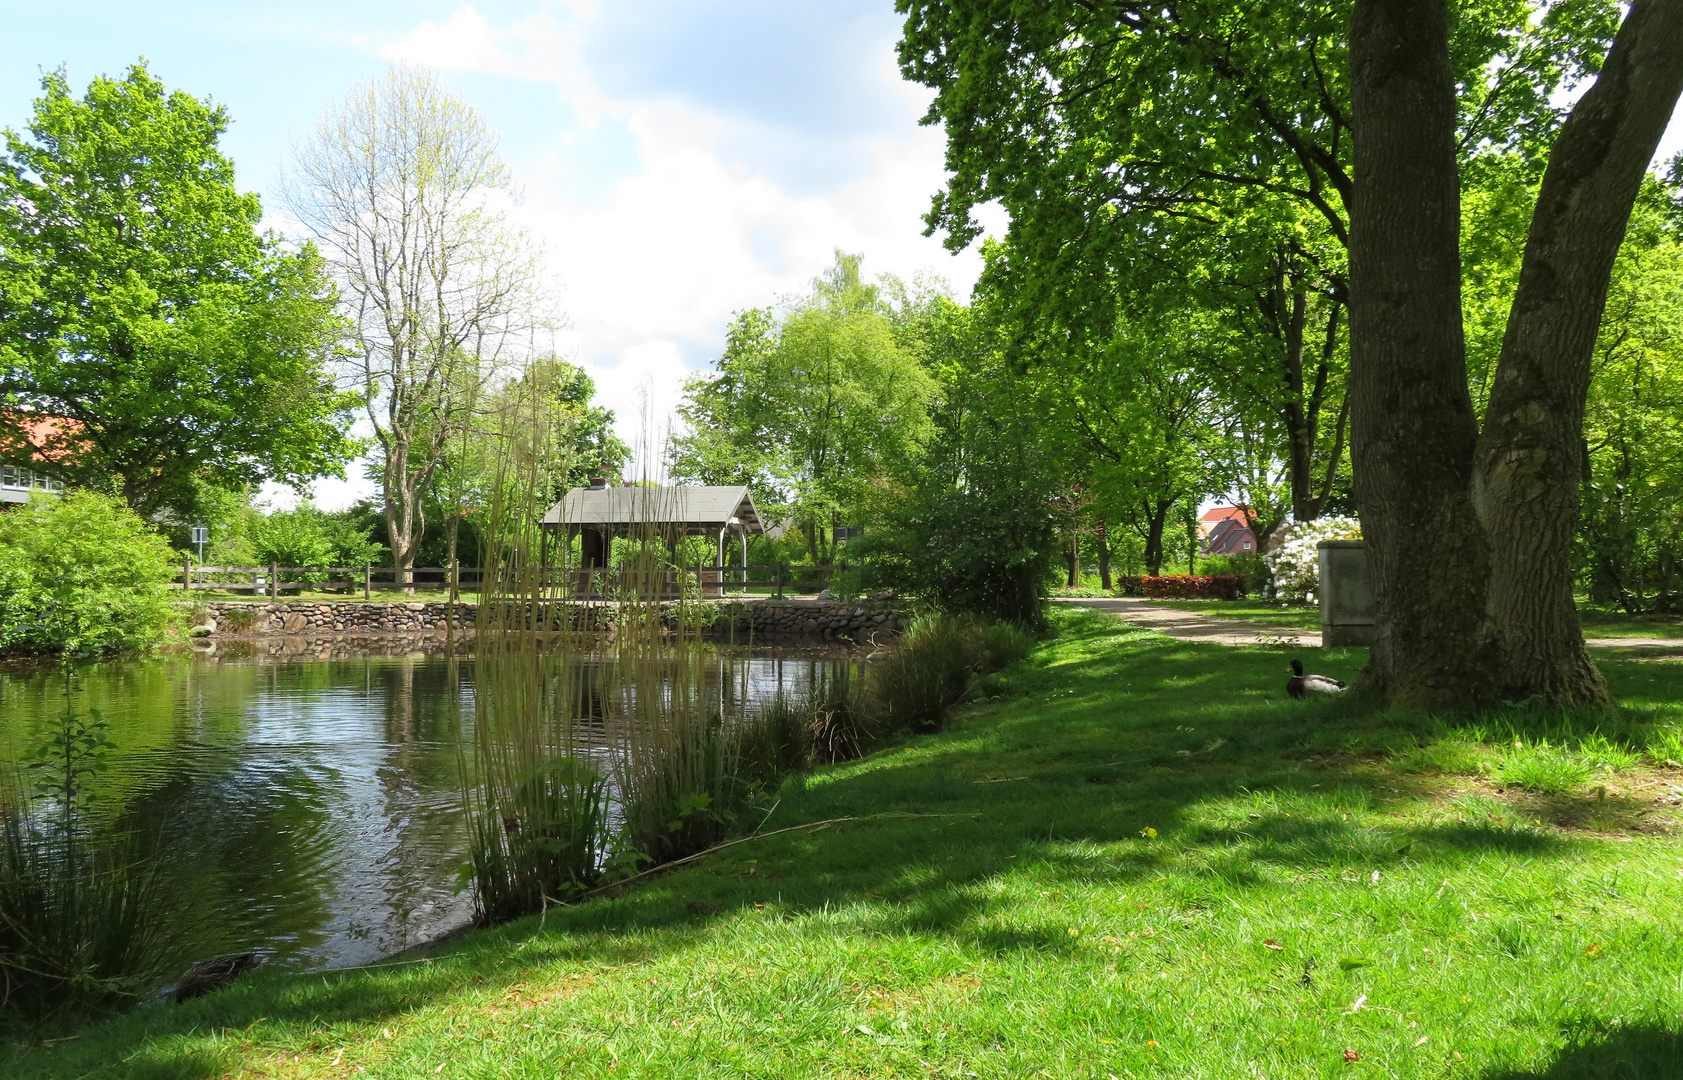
539;480;765;570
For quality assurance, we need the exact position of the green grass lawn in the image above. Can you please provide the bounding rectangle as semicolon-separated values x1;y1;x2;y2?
12;609;1683;1078
1576;607;1683;641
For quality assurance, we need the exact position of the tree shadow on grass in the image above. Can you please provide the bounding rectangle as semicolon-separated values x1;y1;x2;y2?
1480;1024;1683;1079
9;620;1676;1076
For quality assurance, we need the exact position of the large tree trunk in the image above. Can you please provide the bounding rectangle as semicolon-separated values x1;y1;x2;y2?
1348;0;1497;709
1141;499;1172;577
1476;0;1683;705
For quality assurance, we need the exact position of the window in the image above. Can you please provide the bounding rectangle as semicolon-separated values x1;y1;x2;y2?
1243;541;1252;550
1;464;65;492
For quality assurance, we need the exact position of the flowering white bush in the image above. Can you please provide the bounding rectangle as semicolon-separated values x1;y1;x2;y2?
1264;515;1362;602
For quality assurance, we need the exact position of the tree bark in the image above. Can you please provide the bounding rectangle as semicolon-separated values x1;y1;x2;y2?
1096;518;1113;591
1066;529;1079;588
1141;499;1172;577
1476;0;1683;705
1348;0;1497;709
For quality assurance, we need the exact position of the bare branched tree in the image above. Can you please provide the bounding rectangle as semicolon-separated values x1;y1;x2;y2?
287;63;543;583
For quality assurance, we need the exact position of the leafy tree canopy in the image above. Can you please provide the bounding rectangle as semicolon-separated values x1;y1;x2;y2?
670;252;937;565
0;61;357;518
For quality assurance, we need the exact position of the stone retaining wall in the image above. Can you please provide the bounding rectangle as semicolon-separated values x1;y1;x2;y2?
715;600;900;642
200;601;473;636
196;599;899;641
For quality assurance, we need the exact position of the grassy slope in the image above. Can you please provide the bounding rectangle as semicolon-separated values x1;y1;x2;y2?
12;610;1683;1079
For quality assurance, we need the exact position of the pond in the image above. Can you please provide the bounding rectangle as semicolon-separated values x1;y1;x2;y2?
0;645;854;972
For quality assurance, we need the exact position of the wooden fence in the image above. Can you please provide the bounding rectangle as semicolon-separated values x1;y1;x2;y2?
179;562;856;600
179;562;483;600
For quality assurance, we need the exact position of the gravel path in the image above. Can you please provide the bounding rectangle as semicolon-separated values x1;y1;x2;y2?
1052;597;1321;647
1053;596;1683;652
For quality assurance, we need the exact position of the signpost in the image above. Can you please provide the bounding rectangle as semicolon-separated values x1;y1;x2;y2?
190;526;208;566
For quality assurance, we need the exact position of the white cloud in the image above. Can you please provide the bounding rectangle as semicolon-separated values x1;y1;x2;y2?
360;2;987;491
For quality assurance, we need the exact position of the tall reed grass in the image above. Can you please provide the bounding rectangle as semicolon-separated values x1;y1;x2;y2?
461;381;1040;924
0;681;181;1020
462;382;788;917
866;614;1035;733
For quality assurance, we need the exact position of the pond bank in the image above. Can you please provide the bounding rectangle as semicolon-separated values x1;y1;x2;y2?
192;598;903;642
14;609;1683;1076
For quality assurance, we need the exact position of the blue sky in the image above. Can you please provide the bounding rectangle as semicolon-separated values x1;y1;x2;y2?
1;1;993;506
4;3;1679;509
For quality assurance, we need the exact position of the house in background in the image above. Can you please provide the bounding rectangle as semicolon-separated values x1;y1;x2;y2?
1199;506;1257;555
0;415;71;505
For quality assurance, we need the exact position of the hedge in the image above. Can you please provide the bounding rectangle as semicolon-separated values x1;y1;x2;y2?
1117;574;1247;600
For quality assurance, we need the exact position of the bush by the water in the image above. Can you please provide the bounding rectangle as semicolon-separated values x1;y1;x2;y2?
866;614;1035;733
0;492;178;655
1118;574;1247;600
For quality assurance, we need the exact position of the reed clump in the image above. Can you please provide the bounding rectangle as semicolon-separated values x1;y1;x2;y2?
865;614;1035;733
463;383;793;913
461;379;1035;922
0;683;181;1021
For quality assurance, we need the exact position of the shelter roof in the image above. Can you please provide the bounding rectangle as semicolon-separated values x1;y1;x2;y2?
540;484;764;535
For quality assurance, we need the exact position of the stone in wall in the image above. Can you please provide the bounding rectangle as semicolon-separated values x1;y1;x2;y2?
197;598;900;641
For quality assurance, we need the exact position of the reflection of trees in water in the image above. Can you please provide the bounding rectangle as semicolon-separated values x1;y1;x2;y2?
108;758;342;966
0;649;857;970
370;657;473;955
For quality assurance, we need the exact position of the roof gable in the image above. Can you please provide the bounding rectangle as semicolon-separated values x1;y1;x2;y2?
541;485;763;533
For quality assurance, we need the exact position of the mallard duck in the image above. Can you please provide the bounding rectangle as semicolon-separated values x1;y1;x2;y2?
1287;658;1346;699
173;952;262;1003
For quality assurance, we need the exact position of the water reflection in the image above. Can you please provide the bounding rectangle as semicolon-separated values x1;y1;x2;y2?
0;647;851;971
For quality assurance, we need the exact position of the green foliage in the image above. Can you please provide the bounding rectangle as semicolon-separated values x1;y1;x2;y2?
866;613;1034;733
0;62;356;517
0;680;180;1020
1494;742;1597;795
251;501;385;570
1578;194;1683;612
0;492;176;655
860;299;1057;622
20;613;1683;1075
671;252;937;565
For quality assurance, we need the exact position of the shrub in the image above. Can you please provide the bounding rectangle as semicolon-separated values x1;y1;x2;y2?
865;613;1037;733
1137;574;1247;600
0;492;178;655
1265;516;1362;601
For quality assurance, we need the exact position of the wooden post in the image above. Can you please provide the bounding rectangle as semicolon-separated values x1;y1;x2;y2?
364;564;372;601
269;560;279;600
183;557;191;593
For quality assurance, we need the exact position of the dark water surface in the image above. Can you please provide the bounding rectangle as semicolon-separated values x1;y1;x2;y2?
0;645;849;972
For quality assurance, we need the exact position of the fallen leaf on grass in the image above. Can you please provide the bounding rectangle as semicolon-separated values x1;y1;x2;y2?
1264;940;1284;951
1585;943;1603;957
1338;957;1372;971
1344;1049;1361;1063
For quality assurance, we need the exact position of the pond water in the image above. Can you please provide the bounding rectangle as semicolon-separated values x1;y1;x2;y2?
0;645;852;972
